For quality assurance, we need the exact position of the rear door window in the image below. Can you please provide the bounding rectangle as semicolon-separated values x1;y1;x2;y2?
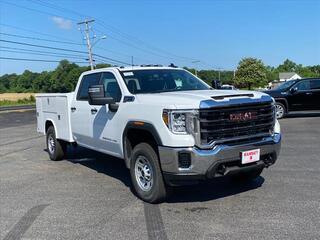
77;73;101;100
310;80;320;90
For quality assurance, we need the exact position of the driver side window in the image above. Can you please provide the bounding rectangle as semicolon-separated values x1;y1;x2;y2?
295;80;310;91
100;72;122;102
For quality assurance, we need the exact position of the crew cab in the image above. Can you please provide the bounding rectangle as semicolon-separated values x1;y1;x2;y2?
36;66;281;203
264;78;320;119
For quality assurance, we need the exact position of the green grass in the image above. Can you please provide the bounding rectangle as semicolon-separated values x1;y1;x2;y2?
0;96;35;107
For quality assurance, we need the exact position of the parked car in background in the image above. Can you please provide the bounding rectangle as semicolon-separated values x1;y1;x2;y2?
211;79;221;89
264;78;320;119
220;84;238;90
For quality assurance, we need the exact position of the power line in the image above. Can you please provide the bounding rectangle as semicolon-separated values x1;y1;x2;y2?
25;0;199;63
0;49;88;60
0;32;85;46
4;0;191;65
0;24;140;62
2;0;200;66
95;21;198;62
0;23;79;43
0;39;89;54
0;46;88;58
0;0;79;22
93;53;130;66
0;57;88;64
0;39;130;65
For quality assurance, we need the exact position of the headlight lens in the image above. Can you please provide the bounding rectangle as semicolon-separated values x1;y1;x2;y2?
172;112;186;133
163;110;198;134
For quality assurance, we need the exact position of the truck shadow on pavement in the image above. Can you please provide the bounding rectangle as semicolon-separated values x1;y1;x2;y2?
167;177;264;203
285;111;320;118
56;146;265;203
63;146;132;188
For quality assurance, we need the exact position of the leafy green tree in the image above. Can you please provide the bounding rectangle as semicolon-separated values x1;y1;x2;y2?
277;59;299;72
32;71;51;92
234;58;267;89
12;70;38;92
0;73;17;93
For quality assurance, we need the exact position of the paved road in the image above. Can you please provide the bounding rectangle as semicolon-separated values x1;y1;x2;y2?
0;110;320;240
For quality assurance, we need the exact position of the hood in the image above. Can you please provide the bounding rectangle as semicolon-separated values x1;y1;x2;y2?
263;89;287;98
135;90;271;109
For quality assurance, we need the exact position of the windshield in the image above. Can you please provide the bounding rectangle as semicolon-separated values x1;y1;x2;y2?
120;69;210;94
275;80;298;91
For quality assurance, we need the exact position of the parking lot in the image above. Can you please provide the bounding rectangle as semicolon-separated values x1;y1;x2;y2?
0;110;319;240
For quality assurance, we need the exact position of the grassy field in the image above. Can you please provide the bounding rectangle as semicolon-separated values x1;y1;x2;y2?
0;93;36;106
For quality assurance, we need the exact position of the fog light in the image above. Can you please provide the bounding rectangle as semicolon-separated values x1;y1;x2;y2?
178;152;191;169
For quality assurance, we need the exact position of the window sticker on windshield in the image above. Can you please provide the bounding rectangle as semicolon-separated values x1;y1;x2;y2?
123;72;134;76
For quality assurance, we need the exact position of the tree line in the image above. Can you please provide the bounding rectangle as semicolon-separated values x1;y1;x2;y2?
0;60;111;93
187;58;320;89
0;58;319;93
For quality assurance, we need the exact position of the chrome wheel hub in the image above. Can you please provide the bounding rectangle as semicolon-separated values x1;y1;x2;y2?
135;155;153;192
276;104;284;119
48;135;55;154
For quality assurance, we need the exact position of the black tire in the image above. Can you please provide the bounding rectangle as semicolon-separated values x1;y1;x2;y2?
46;126;67;161
275;102;286;119
232;168;263;183
130;143;167;203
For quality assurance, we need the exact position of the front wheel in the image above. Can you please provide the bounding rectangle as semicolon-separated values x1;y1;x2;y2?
130;143;167;203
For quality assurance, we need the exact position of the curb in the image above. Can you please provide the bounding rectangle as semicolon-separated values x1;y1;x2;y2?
0;105;36;112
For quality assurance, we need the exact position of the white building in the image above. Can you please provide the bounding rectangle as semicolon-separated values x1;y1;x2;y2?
279;72;301;82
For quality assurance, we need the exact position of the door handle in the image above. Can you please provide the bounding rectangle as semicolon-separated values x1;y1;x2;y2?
91;108;98;114
306;92;313;95
71;107;76;112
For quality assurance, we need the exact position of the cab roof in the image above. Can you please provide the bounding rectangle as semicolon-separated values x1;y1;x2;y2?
82;65;181;75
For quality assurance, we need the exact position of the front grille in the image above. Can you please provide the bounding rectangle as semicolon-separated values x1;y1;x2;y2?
199;101;275;146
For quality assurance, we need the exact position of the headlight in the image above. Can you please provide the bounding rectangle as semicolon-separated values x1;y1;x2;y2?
162;110;198;134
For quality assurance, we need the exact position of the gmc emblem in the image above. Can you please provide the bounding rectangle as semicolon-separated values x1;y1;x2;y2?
229;112;257;122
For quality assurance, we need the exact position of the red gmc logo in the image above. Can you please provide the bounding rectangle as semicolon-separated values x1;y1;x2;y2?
229;112;257;122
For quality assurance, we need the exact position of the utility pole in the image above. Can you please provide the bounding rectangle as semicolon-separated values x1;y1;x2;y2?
78;19;95;70
192;60;200;76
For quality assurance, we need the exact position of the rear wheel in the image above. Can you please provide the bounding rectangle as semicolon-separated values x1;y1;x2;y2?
232;168;263;182
46;126;66;161
275;102;286;119
130;143;167;203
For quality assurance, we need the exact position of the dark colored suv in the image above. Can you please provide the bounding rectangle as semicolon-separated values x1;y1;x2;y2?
264;78;320;119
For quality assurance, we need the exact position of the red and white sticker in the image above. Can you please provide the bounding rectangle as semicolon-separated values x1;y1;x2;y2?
241;149;260;164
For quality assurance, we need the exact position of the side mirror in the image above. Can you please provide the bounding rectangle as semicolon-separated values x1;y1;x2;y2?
88;85;115;106
290;87;298;94
211;80;221;89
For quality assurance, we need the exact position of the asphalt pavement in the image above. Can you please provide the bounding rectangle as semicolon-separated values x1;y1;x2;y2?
0;110;319;240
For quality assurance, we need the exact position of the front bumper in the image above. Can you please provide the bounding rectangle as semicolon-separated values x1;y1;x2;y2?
158;133;281;186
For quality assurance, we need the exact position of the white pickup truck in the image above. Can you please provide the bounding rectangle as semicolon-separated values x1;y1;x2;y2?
36;66;281;203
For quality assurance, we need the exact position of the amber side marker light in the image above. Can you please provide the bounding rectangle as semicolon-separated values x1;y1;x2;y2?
162;111;169;126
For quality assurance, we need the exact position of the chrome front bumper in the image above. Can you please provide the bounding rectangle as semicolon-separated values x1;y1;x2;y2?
158;133;281;185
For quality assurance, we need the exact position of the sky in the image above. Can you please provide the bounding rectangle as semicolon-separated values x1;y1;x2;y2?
0;0;319;75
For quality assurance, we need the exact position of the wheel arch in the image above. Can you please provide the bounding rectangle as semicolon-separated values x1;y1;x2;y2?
275;98;289;113
45;119;59;138
122;121;162;169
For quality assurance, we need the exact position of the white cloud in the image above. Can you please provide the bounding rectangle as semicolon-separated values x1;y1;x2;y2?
51;16;72;30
